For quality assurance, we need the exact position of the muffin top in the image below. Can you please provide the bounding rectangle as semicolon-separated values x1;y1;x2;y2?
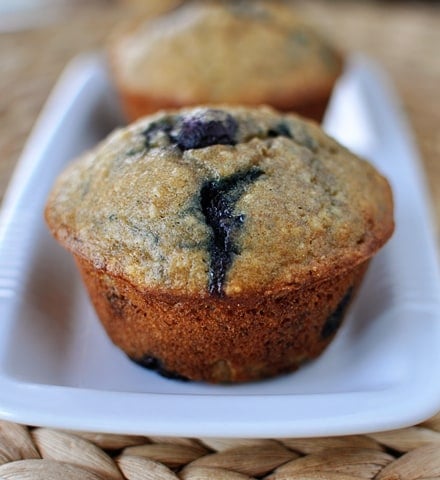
45;106;393;297
111;1;343;107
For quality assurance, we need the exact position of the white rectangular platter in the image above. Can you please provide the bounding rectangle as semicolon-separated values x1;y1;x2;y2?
0;54;440;437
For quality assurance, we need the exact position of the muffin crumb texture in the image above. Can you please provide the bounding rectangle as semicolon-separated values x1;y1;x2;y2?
45;106;394;382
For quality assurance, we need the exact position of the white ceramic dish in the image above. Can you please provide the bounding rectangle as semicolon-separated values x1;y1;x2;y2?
0;54;440;438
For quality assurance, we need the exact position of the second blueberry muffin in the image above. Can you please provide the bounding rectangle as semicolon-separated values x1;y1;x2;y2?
110;0;343;122
45;106;394;383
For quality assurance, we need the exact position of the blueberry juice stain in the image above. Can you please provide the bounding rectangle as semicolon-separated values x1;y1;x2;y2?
200;168;263;296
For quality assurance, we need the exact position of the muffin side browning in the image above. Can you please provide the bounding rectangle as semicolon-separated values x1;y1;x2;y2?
75;254;369;382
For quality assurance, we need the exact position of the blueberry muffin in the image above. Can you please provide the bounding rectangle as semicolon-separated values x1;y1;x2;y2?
45;106;394;383
110;0;343;122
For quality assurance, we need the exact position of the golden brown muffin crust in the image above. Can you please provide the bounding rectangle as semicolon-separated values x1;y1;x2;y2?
75;254;369;382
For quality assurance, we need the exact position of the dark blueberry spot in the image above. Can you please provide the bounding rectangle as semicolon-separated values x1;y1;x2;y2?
142;118;173;148
171;110;238;150
131;354;189;381
200;168;263;296
321;287;354;339
267;122;292;139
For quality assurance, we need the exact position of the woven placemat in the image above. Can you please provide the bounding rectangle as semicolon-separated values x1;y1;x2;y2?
1;414;440;479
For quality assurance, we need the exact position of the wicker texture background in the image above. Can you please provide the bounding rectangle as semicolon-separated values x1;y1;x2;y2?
1;1;440;476
1;415;440;479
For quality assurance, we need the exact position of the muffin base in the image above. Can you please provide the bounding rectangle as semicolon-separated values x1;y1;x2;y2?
75;256;369;383
117;88;331;124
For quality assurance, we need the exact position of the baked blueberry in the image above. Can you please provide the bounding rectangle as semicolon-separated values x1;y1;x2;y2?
171;110;238;150
321;287;354;339
132;354;189;381
201;168;263;295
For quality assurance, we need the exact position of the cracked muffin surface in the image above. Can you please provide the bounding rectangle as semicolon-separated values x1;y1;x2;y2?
45;106;394;382
45;106;393;297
